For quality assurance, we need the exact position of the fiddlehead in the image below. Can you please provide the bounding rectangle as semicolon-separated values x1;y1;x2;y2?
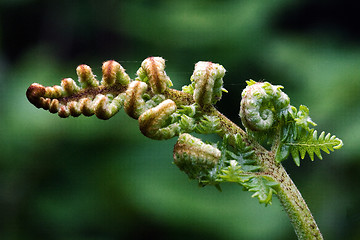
124;80;154;119
138;99;180;140
134;60;225;140
183;61;227;107
136;56;173;94
239;80;343;166
26;58;343;167
239;80;292;132
173;133;221;182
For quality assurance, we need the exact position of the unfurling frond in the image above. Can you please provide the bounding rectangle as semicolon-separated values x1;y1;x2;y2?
218;135;279;205
294;105;317;130
26;60;130;119
219;160;279;205
136;57;173;94
173;133;221;181
183;61;226;107
139;99;180;140
239;80;292;132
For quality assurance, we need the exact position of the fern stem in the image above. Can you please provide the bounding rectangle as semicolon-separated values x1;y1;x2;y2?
165;88;323;239
274;166;323;239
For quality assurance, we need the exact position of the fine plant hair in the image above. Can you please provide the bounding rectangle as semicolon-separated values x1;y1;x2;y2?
26;57;343;240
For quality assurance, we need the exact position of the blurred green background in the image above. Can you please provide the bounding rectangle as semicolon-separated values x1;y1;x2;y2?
1;0;359;239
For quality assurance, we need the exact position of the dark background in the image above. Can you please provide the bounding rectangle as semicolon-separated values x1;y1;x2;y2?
1;0;359;239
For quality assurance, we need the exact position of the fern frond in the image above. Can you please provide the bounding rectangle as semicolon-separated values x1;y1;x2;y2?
26;61;130;119
195;115;221;134
286;129;343;166
215;134;279;205
275;104;343;166
294;105;317;130
241;175;279;205
218;160;279;205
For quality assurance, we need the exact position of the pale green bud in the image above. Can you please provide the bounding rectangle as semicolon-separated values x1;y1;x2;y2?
136;57;173;94
191;61;226;107
138;99;179;140
124;81;149;119
76;64;99;88
101;60;130;86
173;133;221;180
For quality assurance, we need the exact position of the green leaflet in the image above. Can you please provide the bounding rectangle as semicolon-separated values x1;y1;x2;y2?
181;81;195;95
217;135;279;205
195;115;221;134
276;124;343;166
168;104;222;135
275;104;343;166
242;175;279;205
275;143;290;163
294;105;317;130
287;129;343;166
218;160;279;205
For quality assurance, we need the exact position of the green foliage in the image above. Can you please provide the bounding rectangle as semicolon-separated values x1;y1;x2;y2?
220;165;279;204
195;115;221;134
286;128;343;166
217;135;279;205
275;105;343;166
294;105;317;130
241;176;279;205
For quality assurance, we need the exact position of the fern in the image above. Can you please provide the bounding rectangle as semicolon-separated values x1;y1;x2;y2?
27;58;343;239
286;128;343;166
275;104;343;166
215;135;279;205
294;105;317;130
241;175;279;205
219;160;279;205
